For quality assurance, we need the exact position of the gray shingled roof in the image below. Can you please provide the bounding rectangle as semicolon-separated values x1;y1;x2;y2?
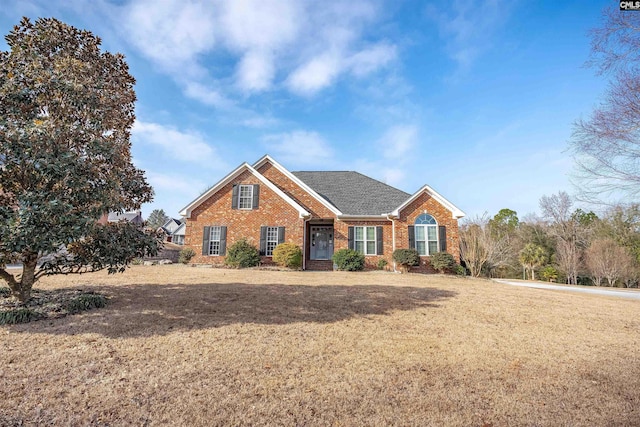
107;211;143;225
292;171;410;215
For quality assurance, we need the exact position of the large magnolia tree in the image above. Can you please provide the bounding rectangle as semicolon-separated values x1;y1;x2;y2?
0;18;160;302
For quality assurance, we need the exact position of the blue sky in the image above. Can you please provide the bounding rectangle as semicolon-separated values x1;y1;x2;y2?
0;0;611;220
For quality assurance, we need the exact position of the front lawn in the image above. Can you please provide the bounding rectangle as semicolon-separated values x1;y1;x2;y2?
0;266;638;426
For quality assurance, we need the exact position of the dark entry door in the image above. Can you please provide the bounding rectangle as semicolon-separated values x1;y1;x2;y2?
310;226;334;260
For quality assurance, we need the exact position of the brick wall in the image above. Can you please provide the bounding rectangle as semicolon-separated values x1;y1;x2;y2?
185;170;304;265
394;192;461;273
335;219;393;270
184;162;462;273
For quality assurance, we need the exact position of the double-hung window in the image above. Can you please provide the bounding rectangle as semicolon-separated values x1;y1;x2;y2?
354;226;377;255
414;214;438;255
238;185;253;209
260;226;284;256
265;226;279;256
209;226;222;255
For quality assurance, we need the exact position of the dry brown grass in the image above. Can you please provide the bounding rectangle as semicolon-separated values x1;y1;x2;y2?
1;265;639;426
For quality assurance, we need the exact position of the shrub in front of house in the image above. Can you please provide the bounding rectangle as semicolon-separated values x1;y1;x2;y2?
429;252;456;273
377;258;388;270
272;242;302;269
332;249;365;271
178;247;196;264
225;239;260;268
455;264;467;276
392;249;420;271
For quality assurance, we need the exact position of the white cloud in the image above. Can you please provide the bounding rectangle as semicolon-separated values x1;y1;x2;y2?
183;81;233;109
132;120;224;169
236;50;276;92
146;171;206;194
378;124;418;160
262;130;334;166
123;0;217;77
427;0;510;69
118;0;397;103
217;0;300;51
348;43;396;77
286;53;342;96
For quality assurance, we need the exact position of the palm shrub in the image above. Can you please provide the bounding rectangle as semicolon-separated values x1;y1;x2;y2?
540;265;559;282
392;249;420;271
225;239;260;268
272;243;302;269
429;252;456;273
332;249;365;271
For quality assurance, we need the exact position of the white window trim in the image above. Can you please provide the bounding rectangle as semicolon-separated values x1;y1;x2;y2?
208;226;222;256
354;226;377;256
414;214;438;256
266;226;279;256
238;184;253;210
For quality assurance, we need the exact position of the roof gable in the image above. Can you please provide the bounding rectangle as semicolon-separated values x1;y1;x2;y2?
253;155;342;216
179;162;310;219
392;185;465;219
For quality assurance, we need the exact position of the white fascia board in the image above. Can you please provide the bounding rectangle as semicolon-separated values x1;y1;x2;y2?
179;162;310;218
337;214;392;221
253;154;343;216
179;162;249;218
391;185;466;219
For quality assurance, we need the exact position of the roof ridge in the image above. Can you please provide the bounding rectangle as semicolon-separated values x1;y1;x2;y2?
349;171;411;195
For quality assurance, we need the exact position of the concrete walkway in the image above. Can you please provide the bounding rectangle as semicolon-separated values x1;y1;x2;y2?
493;279;640;300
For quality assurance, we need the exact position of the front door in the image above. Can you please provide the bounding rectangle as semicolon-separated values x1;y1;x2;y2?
310;226;334;260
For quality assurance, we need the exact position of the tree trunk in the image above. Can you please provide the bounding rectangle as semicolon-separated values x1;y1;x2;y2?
6;257;38;304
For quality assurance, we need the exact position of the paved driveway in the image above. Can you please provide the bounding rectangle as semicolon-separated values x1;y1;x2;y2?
493;279;640;300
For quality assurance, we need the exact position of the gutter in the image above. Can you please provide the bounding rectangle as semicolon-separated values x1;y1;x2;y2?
301;214;311;270
386;214;398;273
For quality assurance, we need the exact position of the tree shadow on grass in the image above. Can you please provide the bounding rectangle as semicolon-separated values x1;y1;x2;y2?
11;282;457;338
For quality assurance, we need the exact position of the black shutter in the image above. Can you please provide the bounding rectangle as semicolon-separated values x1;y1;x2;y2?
376;226;383;255
253;184;260;209
220;226;227;256
278;226;285;244
202;226;211;255
408;226;415;250
439;226;447;252
231;184;239;209
348;227;354;250
259;226;267;255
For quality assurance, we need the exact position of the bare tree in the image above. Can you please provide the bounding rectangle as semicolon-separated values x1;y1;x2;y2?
459;215;510;277
539;192;593;285
586;239;634;287
569;8;640;203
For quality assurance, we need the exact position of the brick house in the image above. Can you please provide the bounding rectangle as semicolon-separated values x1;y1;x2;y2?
179;155;465;271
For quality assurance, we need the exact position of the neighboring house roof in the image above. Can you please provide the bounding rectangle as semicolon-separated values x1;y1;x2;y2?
107;211;143;224
292;171;411;216
160;218;182;234
179;162;310;219
173;222;186;236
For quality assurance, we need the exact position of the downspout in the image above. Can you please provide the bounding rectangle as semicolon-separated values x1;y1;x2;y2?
386;214;398;273
302;214;311;270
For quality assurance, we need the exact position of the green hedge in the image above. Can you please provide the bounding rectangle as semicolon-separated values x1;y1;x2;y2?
272;243;302;269
225;239;260;268
332;249;365;271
